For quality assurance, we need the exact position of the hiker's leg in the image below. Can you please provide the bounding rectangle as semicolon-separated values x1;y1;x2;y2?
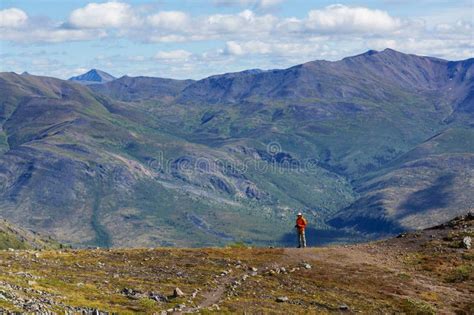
297;232;302;248
302;231;307;248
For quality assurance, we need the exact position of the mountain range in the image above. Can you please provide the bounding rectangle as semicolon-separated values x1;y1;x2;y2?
0;48;472;247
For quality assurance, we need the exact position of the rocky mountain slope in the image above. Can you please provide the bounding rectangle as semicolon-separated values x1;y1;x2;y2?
0;49;472;247
0;212;471;313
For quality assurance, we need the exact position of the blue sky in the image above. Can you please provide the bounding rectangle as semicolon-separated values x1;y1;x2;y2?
0;0;472;79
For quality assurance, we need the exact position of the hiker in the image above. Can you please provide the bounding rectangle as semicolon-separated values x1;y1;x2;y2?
295;212;307;248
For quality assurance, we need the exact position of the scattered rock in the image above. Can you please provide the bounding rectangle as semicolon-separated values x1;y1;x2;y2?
303;263;312;269
175;303;186;311
276;296;289;303
339;304;349;311
173;287;185;298
462;236;471;249
149;292;168;303
210;304;220;311
121;288;144;300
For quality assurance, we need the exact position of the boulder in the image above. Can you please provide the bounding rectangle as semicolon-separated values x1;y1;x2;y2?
276;296;289;303
462;236;471;249
339;304;349;311
173;287;185;298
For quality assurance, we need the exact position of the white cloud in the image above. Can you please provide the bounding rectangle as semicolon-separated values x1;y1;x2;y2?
225;41;244;55
214;0;285;9
224;39;328;58
149;34;187;43
155;50;192;60
147;11;189;30
225;40;270;55
0;8;28;28
205;10;277;34
259;0;285;9
306;4;401;33
69;1;137;28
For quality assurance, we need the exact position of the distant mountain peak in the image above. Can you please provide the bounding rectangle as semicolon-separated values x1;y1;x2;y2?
346;48;408;59
69;69;116;85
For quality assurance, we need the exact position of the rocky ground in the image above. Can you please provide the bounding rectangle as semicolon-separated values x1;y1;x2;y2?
0;213;472;314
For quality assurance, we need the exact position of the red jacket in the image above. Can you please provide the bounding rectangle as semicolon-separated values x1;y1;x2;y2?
296;217;307;232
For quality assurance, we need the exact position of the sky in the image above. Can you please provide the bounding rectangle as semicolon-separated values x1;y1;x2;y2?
0;0;473;79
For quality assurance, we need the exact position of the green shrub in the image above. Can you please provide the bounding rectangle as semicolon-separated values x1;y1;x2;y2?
446;265;472;283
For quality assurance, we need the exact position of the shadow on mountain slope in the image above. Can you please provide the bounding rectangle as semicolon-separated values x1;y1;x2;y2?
398;173;455;216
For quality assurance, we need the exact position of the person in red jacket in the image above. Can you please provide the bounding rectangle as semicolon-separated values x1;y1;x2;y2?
295;212;307;248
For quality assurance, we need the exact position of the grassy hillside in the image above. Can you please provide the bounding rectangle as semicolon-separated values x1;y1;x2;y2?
0;219;61;250
0;213;471;313
329;127;474;233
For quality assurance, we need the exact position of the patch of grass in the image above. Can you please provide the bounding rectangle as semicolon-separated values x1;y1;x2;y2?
399;297;436;315
446;265;473;283
226;241;249;249
403;252;424;266
138;298;159;313
420;291;439;302
397;272;411;280
461;252;474;260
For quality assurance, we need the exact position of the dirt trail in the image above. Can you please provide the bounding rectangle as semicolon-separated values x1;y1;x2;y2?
181;267;240;313
283;246;383;266
197;282;226;308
